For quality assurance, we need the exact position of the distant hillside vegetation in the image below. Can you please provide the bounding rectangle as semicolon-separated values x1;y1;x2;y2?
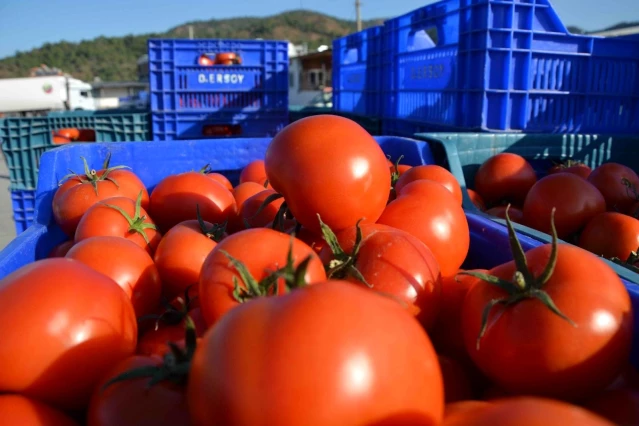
0;10;384;81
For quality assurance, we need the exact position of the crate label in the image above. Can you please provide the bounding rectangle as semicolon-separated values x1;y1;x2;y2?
187;72;251;90
197;73;245;85
401;57;454;90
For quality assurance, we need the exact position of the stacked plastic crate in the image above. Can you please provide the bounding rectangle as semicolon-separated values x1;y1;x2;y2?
148;39;290;140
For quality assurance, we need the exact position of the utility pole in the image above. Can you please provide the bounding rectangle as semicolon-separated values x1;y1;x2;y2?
188;25;194;39
355;0;362;31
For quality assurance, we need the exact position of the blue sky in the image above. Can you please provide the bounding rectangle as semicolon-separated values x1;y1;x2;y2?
0;0;636;58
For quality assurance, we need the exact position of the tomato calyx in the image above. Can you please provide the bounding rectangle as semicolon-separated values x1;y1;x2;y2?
220;239;313;303
551;159;586;169
458;206;577;349
58;152;131;195
243;191;297;232
138;286;197;331
102;190;157;245
196;204;226;242
317;215;372;288
103;315;197;391
389;154;405;188
610;247;639;274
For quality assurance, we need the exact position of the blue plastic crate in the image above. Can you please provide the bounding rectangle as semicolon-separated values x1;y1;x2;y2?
415;132;639;285
332;26;383;116
10;189;36;235
383;0;639;133
152;111;288;140
0;111;150;190
148;39;289;114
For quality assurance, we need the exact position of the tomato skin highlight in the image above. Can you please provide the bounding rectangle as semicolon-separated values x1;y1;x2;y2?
149;171;236;233
74;196;161;255
87;356;190;426
198;228;327;327
462;244;633;400
0;258;137;411
579;212;639;261
0;394;81;426
377;180;470;277
265;115;391;234
588;163;639;214
187;280;444;426
523;173;606;239
67;236;162;319
474;153;537;207
395;165;463;205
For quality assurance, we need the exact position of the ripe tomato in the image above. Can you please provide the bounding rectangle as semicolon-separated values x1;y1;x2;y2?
377;180;470;277
53;158;149;237
188;280;444;426
462;242;632;400
0;258;137;411
265;115;391;234
579;212;639;260
444;397;614;426
523;173;606;239
75;194;161;255
320;223;442;330
149;171;236;232
294;226;326;254
198;228;327;326
206;172;233;191
154;219;223;301
444;401;492;424
87;356;190;426
55;127;80;141
216;52;240;64
486;205;524;224
584;388;639;426
474;153;537;207
395;165;463;205
48;240;74;258
240;189;286;229
239;159;270;187
438;355;474;403
53;135;71;145
67;236;162;319
588;163;639;214
549;162;592;179
467;189;486;211
0;394;80;426
431;271;487;360
137;307;207;358
228;181;268;233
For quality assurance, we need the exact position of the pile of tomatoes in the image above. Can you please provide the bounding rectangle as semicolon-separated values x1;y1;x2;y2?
0;115;637;425
52;127;97;145
469;153;639;271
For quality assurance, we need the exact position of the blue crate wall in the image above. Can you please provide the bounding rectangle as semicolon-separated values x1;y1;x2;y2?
333;26;384;116
10;189;36;235
383;0;639;133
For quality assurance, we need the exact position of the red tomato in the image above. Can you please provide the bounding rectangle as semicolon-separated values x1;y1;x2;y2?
377;180;470;277
55;127;80;141
52;157;149;237
486;205;524;224
584;388;639;426
438;355;474;403
154;219;222;301
549;162;592;179
215;52;240;64
67;237;162;318
87;356;190;426
523;173;606;239
0;394;80;426
431;271;487;360
320;223;442;330
239;159;270;187
0;258;137;411
149;171;236;233
206;172;233;191
444;397;614;426
396;165;463;205
265;115;391;234
188;280;444;426
240;189;286;229
588;163;639;214
198;54;215;66
53;135;71;145
48;240;74;258
198;228;327;327
474;153;537;206
468;189;486;211
579;212;639;260
137;307;207;358
228;181;268;233
462;243;633;400
74;195;161;255
444;401;492;424
294;226;326;254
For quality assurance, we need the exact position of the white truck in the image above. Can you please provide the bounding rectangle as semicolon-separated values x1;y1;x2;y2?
0;76;97;116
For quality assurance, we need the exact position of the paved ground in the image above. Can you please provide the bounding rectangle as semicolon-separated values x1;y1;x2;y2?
0;156;16;250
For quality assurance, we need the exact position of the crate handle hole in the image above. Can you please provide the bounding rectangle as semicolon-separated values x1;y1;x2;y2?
408;27;439;52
